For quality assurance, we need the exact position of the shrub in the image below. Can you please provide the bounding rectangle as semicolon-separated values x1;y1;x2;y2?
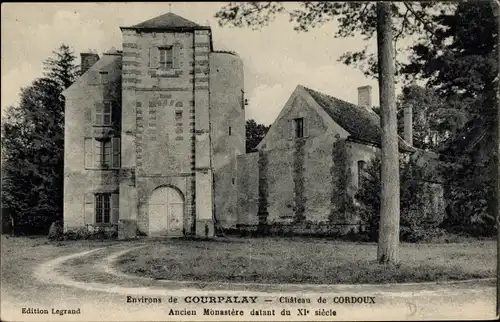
61;228;91;240
355;156;446;242
59;227;117;241
400;226;446;243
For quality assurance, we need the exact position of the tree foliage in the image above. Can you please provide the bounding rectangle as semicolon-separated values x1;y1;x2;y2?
43;44;80;90
396;85;465;150
215;2;453;77
2;44;78;234
245;119;270;153
216;2;498;239
356;156;447;242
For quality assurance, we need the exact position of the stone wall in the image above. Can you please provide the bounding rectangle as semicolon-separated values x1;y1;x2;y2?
119;28;216;236
63;54;122;231
236;152;259;226
120;28;139;230
210;52;245;228
193;29;214;237
233;90;381;235
236;134;379;235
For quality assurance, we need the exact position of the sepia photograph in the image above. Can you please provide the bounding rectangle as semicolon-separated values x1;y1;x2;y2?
1;1;498;321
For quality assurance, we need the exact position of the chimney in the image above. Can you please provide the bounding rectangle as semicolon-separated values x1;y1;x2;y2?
357;85;372;112
80;52;100;75
404;103;413;146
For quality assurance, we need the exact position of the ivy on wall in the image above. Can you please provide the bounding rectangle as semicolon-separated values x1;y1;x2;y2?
257;150;269;227
293;138;307;223
329;136;355;223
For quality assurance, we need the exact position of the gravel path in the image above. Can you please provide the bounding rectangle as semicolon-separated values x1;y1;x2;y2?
1;243;496;321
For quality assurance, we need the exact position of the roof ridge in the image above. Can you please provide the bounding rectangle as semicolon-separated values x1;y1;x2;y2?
124;12;205;30
301;84;414;152
302;85;379;119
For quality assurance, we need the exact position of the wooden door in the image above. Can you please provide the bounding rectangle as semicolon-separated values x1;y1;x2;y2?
148;187;184;237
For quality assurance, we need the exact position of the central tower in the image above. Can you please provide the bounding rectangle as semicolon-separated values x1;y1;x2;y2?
119;12;214;237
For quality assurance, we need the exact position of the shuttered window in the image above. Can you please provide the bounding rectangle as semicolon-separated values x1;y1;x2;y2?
85;192;119;225
95;193;111;224
84;193;94;225
95;139;111;168
85;138;120;169
111;137;120;168
152;45;180;70
149;47;159;68
303;118;309;137
111;193;119;224
172;44;180;69
159;47;173;69
288;119;294;140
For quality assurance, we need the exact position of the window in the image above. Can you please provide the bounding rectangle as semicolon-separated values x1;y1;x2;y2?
159;47;173;69
151;45;180;69
288;117;308;139
175;110;183;120
358;160;367;187
95;139;112;168
294;118;304;138
232;178;235;185
99;71;109;84
95;102;112;126
85;137;120;169
229;126;232;136
95;193;111;224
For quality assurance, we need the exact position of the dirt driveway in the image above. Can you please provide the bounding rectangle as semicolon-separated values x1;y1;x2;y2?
1;236;497;321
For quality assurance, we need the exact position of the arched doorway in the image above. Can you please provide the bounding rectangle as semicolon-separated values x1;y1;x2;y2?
148;186;184;237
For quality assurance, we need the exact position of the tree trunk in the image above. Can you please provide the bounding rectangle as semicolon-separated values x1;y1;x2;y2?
376;1;400;264
490;0;500;315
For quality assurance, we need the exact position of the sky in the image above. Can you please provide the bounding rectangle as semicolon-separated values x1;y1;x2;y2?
1;2;414;126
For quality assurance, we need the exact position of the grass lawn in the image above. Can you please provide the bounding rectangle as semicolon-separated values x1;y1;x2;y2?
117;237;496;284
0;235;124;300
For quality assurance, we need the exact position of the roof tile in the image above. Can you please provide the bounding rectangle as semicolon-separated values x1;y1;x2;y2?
303;86;414;152
126;12;204;30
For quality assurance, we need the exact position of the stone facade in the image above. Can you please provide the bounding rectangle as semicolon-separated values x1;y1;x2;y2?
64;53;122;232
235;86;379;234
63;13;244;237
234;85;444;235
63;13;443;239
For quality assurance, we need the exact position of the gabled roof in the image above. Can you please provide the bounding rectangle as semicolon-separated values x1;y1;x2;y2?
121;12;210;31
303;86;414;152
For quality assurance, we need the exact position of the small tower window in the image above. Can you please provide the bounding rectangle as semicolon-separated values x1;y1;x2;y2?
229;126;232;136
